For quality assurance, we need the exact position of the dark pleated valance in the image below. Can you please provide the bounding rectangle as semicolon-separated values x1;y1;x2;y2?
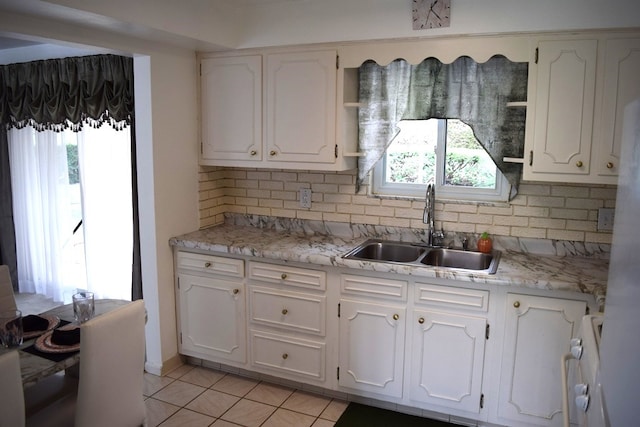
0;54;134;132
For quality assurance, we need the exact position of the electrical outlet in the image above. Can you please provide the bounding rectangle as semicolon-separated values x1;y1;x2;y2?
300;188;312;209
597;208;615;231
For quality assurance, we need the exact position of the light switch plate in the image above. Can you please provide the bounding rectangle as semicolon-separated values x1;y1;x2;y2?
597;208;615;231
300;188;312;209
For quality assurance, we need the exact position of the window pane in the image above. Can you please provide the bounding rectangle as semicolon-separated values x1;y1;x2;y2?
444;120;496;189
385;120;437;185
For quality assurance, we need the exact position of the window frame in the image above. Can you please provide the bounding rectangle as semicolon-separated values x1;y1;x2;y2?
370;119;511;202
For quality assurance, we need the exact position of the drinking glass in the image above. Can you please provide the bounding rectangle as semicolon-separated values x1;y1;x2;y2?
73;292;95;324
0;309;23;347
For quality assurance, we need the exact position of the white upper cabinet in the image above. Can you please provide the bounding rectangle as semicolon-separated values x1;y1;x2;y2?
594;38;640;177
529;39;597;176
265;50;337;164
524;33;640;184
199;49;356;170
201;55;262;162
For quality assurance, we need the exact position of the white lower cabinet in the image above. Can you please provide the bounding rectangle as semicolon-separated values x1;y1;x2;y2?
409;309;487;414
497;293;587;427
338;298;406;398
174;249;596;427
178;273;246;363
337;273;408;399
175;252;246;364
409;282;489;415
248;261;328;384
250;330;325;382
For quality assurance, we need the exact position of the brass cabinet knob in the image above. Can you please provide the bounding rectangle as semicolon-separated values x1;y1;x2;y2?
204;262;212;268
281;273;287;280
270;150;277;156
607;162;614;169
233;288;240;295
576;160;583;168
282;353;288;360
418;317;425;324
513;301;520;308
282;308;288;315
250;150;257;156
393;314;399;320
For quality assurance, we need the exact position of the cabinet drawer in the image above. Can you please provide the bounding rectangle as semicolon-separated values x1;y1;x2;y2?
414;283;489;312
250;330;325;381
177;251;244;278
340;274;407;301
248;262;326;291
249;286;325;335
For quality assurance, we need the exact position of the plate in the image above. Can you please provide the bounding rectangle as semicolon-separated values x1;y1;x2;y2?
34;324;80;353
23;314;61;340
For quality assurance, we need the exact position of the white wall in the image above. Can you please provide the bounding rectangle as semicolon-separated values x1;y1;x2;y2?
139;51;199;374
38;0;244;50
0;43;108;65
238;0;640;48
34;0;640;50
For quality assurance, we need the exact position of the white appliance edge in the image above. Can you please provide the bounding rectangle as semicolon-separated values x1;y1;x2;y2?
599;98;640;426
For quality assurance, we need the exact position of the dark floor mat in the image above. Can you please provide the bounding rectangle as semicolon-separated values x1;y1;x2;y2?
334;402;458;427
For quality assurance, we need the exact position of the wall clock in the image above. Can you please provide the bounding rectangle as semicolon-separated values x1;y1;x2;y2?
412;0;451;30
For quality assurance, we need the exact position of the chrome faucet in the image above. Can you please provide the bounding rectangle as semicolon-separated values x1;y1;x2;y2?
423;184;435;246
423;184;445;247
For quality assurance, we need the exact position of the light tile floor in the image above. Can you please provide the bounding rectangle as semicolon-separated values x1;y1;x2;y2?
144;364;348;427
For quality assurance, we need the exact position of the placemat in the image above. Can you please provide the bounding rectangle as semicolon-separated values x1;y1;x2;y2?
22;342;79;362
21;320;79;363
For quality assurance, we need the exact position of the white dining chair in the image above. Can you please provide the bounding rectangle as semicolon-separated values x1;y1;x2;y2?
26;299;147;427
0;264;18;312
0;350;25;427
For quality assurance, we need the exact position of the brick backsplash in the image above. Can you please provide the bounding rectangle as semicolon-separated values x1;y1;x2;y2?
199;166;617;244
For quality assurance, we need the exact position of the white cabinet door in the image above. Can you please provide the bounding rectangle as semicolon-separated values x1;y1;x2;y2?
265;50;337;164
178;273;246;363
595;38;640;177
200;55;262;162
409;309;486;414
338;299;406;398
498;294;586;427
530;39;597;176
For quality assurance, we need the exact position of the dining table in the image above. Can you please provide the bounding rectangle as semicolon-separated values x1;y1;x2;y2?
0;299;130;388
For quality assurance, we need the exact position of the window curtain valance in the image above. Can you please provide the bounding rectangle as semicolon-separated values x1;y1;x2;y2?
0;54;134;132
357;55;528;199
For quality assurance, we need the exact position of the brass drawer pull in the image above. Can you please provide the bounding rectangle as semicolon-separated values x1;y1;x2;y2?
576;160;583;168
250;150;257;156
282;353;288;360
232;289;239;295
607;162;614;169
270;150;277;156
281;273;287;280
393;314;399;321
513;301;520;308
418;317;425;324
281;308;288;315
204;262;212;268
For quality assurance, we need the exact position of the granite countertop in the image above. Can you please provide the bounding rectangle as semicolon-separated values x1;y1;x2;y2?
170;219;609;300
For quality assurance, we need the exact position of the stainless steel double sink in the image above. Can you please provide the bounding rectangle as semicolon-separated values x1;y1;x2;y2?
342;239;501;274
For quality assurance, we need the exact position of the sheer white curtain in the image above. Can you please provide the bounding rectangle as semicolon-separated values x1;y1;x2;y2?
8;125;132;303
77;126;132;300
7;127;77;302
